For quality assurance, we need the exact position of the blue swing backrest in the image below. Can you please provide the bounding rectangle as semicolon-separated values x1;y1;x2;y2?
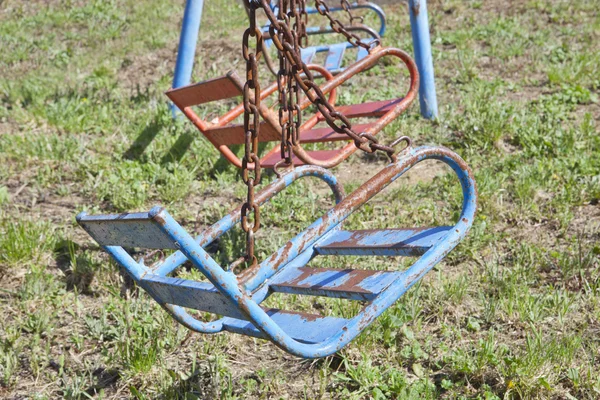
263;1;386;73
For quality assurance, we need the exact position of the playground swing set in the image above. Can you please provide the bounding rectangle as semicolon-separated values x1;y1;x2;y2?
77;0;476;358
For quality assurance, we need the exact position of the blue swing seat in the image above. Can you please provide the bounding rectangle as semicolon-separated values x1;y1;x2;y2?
77;146;476;358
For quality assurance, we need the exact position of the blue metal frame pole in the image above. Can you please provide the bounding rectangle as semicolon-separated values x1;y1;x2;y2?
171;0;204;117
408;0;438;119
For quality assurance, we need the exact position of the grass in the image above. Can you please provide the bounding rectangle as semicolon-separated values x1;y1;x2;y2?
1;0;599;398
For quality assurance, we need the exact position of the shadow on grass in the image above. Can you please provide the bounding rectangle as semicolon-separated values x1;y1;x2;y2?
209;146;239;177
85;368;120;398
54;239;98;294
207;142;273;177
161;131;196;165
157;365;217;399
123;118;163;161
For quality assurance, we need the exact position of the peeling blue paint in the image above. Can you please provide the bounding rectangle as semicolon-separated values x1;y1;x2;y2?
77;146;476;358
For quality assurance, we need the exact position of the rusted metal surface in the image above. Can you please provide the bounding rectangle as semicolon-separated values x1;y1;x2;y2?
314;226;452;256
77;146;476;358
260;0;420;166
269;266;402;301
169;2;417;170
166;72;242;107
238;0;264;271
411;0;420;16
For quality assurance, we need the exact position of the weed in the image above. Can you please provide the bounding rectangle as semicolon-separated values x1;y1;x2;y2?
0;217;56;268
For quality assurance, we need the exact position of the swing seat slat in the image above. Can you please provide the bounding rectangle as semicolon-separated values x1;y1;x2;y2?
269;267;403;301
167;72;242;107
314;227;453;257
204;122;376;146
301;47;318;64
299;123;373;143
142;275;248;320
77;210;176;250
204;121;281;145
324;43;347;71
320;98;404;121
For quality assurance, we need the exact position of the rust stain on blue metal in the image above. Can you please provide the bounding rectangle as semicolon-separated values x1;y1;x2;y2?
411;0;420;16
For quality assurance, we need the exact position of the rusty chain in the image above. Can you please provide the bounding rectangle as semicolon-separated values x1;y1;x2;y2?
275;0;291;169
314;0;379;52
233;0;409;270
273;0;304;175
340;0;364;25
297;0;308;46
289;2;303;151
260;0;397;162
235;0;263;272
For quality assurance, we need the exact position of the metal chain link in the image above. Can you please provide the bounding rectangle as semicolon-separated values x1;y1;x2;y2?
314;0;379;52
259;0;397;162
340;0;364;25
298;0;308;46
237;0;263;271
273;0;304;174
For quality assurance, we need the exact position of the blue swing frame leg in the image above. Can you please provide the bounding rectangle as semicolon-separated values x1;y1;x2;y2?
171;0;205;117
409;0;438;120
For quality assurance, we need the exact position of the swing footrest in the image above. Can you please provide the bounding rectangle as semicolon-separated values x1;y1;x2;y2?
141;275;247;320
269;267;401;301
223;309;348;344
314;227;452;256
